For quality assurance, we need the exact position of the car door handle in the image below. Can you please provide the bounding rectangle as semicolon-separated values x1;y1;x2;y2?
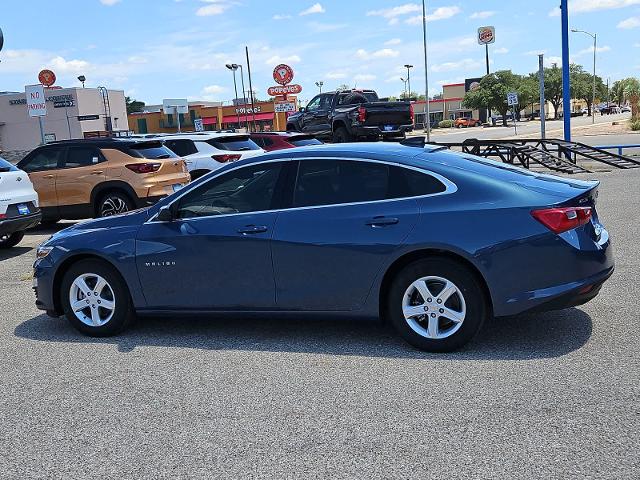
237;225;268;235
42;174;55;179
91;170;104;175
366;216;399;227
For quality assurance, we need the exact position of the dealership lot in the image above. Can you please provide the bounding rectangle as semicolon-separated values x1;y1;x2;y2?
1;169;639;478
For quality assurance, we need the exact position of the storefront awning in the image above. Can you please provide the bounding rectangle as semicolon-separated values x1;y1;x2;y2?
202;117;217;125
222;112;274;123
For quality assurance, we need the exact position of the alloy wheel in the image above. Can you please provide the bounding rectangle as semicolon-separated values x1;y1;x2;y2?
402;276;466;340
100;196;129;216
68;273;116;327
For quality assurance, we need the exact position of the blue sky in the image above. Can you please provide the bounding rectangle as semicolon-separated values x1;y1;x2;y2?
1;0;640;105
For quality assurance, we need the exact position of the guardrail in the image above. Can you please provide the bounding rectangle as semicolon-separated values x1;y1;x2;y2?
594;144;640;156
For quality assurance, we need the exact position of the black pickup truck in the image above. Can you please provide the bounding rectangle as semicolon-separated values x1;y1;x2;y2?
286;90;413;142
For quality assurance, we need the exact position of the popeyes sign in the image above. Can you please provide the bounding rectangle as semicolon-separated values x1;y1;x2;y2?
477;26;495;45
268;84;302;96
267;63;302;97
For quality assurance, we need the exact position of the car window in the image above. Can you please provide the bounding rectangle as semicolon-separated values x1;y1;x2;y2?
294;160;389;207
289;137;322;147
318;94;332;110
175;162;284;219
306;96;322;111
388;166;446;198
165;139;198;157
0;157;17;172
65;146;102;168
205;136;261;151
19;148;63;172
263;138;274;147
130;143;178;159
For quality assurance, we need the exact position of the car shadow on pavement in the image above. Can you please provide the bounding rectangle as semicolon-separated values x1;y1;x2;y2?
15;307;592;360
0;246;32;261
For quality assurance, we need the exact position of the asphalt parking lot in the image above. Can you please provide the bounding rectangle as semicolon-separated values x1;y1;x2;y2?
1;169;639;479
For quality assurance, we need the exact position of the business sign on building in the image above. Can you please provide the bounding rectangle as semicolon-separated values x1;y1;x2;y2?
25;84;47;117
273;64;294;85
162;98;188;114
275;102;297;113
268;84;302;96
194;118;204;132
477;26;495;45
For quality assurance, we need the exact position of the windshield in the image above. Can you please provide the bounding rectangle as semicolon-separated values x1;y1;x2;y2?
0;157;17;172
289;137;323;147
206;136;261;151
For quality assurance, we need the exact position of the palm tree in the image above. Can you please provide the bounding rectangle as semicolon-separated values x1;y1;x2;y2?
623;77;640;119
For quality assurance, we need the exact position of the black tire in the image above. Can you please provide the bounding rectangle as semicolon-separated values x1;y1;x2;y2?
0;231;25;249
97;191;134;217
40;218;60;226
286;123;298;132
332;126;353;143
60;259;135;337
386;258;487;352
190;169;209;181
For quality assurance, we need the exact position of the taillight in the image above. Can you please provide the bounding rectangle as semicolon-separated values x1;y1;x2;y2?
212;154;241;163
409;103;414;123
357;106;367;123
125;162;161;174
531;206;592;234
0;213;6;219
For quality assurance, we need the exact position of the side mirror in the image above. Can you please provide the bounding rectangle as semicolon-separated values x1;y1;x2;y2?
299;107;306;113
156;205;174;222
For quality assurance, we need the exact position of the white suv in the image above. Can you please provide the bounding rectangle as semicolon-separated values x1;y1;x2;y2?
160;133;265;180
0;156;41;248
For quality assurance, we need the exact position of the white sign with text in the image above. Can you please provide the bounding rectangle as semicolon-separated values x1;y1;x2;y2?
25;84;47;117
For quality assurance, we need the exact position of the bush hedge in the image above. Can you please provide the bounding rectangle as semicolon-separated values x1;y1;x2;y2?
438;119;455;128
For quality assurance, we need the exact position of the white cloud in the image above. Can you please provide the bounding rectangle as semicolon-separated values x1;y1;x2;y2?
300;3;325;16
356;48;400;60
470;11;495;19
576;45;611;56
432;58;483;72
202;85;226;94
618;16;640;28
405;6;462;25
550;0;640;16
326;71;348;79
367;3;422;21
196;0;233;16
265;54;301;65
50;56;91;73
354;73;377;82
100;0;121;5
384;38;402;46
127;56;148;64
494;47;509;54
273;14;292;20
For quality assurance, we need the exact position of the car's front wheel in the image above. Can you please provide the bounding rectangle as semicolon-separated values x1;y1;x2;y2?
0;231;25;249
61;259;135;336
387;258;487;352
97;191;133;217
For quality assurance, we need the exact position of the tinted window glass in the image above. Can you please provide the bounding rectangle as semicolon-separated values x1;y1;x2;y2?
388;166;446;198
176;163;283;219
294;160;389;207
289;137;322;147
165;139;198;157
306;95;322;111
206;136;261;151
65;146;102;168
130;144;178;159
19;148;63;172
263;138;274;147
0;157;17;172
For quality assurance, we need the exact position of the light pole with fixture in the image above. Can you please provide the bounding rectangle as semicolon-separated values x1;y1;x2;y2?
228;63;248;130
315;81;324;93
77;75;86;88
400;77;408;99
225;63;242;130
571;28;597;124
404;64;413;100
421;0;431;140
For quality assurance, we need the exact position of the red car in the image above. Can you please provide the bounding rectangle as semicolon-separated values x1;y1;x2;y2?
250;132;323;152
454;118;482;128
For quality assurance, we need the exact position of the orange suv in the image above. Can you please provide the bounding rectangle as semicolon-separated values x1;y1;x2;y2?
454;117;481;128
17;139;190;221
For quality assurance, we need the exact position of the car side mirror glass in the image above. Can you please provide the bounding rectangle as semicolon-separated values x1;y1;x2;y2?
299;107;305;112
156;205;174;222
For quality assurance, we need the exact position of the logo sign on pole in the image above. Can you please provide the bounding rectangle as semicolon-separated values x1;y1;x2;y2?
38;69;57;87
273;64;294;85
162;98;189;114
194;118;204;132
25;84;47;117
267;84;302;96
477;26;495;45
275;102;297;113
507;92;519;106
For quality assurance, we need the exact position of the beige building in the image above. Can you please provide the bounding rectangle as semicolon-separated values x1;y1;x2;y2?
0;87;127;156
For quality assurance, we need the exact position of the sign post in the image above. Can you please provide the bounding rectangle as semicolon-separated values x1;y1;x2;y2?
478;26;495;121
25;84;47;144
162;99;189;133
538;54;546;139
507;91;519;135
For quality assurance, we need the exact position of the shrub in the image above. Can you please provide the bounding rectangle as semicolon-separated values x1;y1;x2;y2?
630;119;640;131
438;119;455;128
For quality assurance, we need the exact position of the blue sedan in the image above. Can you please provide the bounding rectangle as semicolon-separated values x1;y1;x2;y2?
33;142;613;352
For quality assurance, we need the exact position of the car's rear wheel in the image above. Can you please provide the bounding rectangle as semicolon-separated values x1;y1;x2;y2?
190;169;210;181
60;259;134;336
333;126;352;143
97;191;133;217
0;231;25;249
387;258;487;352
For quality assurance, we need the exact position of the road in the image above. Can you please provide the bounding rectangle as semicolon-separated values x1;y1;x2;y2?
1;169;639;479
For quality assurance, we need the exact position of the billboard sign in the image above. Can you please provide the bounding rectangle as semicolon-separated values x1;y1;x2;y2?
25;84;47;117
273;64;294;85
38;69;57;87
477;26;495;45
162;98;189;114
268;84;302;96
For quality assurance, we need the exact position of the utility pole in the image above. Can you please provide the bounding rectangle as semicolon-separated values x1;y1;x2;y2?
404;64;413;100
561;0;571;142
245;46;257;132
421;0;431;141
538;54;546;139
572;29;598;123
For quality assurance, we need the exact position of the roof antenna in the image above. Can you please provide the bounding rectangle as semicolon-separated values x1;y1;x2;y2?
400;136;426;148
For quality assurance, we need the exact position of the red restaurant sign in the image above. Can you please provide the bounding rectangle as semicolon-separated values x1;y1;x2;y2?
38;69;57;87
268;84;302;96
273;64;294;85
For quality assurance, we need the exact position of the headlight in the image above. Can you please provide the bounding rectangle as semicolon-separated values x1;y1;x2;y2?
36;246;54;260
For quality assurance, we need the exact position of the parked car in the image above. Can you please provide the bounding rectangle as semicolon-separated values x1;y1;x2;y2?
454;118;481;128
17;139;190;222
250;132;323;151
159;133;265;180
0;156;41;248
621;106;631;113
32;142;613;352
286;89;413;142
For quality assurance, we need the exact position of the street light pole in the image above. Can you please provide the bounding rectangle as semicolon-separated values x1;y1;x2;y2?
404;64;413;100
571;28;597;124
421;0;431;141
315;81;324;93
238;64;248;131
226;64;241;130
400;77;408;99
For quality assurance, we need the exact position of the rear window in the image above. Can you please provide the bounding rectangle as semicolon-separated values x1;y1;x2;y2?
206;136;261;151
0;157;17;172
129;143;178;159
289;137;322;147
388;166;446;197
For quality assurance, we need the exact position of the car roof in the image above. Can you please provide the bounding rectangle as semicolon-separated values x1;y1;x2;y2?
249;132;313;138
147;132;248;140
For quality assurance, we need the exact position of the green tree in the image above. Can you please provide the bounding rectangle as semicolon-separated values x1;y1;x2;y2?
623;77;640;119
544;66;564;119
125;96;145;114
610;80;626;105
570;64;606;116
462;70;523;126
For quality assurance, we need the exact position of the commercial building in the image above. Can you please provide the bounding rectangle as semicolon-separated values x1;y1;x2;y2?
412;80;482;128
0;87;127;158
